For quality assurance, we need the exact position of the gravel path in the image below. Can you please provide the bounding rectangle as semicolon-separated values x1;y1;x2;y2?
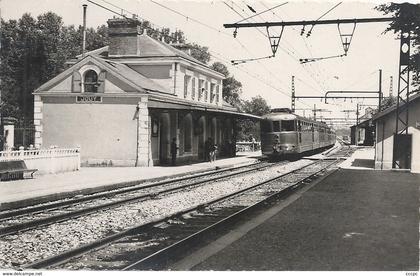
0;159;312;269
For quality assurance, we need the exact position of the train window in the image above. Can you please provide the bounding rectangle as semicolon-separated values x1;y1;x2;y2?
261;120;272;132
273;121;280;132
281;120;295;131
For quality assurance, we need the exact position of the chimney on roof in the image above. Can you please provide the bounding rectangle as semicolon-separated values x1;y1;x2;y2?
107;18;141;56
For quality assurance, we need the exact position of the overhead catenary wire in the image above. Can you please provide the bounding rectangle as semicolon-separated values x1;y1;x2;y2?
235;2;288;24
258;1;329;94
304;2;343;37
91;0;312;108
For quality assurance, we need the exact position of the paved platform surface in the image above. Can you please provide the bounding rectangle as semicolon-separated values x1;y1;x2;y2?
339;146;375;170
186;168;419;271
0;152;261;209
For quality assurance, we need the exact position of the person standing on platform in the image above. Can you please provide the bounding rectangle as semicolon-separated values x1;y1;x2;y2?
208;137;216;162
212;143;217;162
171;138;178;166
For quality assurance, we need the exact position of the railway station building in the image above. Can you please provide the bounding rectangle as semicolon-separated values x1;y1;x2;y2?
350;107;375;146
33;18;256;167
372;92;420;173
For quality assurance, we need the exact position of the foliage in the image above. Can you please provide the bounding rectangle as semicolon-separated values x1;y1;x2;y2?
241;95;271;116
1;12;85;120
1;12;272;145
210;63;271;141
381;95;397;110
210;62;243;108
237;96;271;141
185;43;211;64
375;3;420;88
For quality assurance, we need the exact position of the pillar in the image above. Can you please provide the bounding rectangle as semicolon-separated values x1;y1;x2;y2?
136;96;152;166
34;95;43;149
2;117;16;151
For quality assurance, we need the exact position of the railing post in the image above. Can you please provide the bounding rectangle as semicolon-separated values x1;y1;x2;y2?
76;146;81;170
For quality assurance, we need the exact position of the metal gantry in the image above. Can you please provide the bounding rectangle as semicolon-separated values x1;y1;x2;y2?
393;27;411;169
290;69;383;111
224;17;393;61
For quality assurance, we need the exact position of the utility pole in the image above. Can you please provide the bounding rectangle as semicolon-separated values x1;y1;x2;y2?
0;7;3;150
313;104;316;121
393;27;411;169
355;103;359;146
291;76;296;112
378;69;382;111
389;76;393;97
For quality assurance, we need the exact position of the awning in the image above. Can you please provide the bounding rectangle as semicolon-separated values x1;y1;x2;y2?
148;96;261;120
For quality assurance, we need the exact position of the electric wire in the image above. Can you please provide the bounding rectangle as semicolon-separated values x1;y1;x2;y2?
92;0;311;108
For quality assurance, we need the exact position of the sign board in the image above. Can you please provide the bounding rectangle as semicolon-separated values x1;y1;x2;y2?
76;96;102;103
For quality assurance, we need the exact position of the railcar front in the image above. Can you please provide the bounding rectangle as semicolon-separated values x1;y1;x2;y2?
260;113;299;157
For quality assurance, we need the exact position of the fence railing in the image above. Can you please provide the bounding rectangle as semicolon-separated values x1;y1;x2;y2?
0;148;80;160
236;141;261;152
0;148;81;174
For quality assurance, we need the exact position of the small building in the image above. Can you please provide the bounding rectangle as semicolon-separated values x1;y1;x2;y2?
372;92;420;173
350;119;375;146
33;18;257;166
350;107;375;146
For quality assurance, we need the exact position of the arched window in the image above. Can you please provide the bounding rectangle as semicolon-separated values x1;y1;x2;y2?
84;70;98;92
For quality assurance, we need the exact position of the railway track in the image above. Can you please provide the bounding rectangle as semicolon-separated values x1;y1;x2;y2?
24;157;343;270
0;161;278;237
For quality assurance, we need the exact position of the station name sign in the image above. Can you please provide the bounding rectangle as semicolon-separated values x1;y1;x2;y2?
76;96;102;103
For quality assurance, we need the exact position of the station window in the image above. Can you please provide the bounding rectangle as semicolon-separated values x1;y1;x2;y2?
210;83;216;103
192;78;196;100
204;81;209;102
84;70;98;93
184;75;191;99
281;120;295;131
216;85;220;103
273;121;280;132
198;79;204;101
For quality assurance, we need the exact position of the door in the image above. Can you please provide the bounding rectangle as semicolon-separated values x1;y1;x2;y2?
159;114;170;164
392;134;412;169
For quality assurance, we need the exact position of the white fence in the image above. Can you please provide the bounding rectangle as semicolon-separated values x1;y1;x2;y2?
0;148;81;175
236;141;261;152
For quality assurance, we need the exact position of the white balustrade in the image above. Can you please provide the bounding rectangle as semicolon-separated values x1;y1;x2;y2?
0;148;81;174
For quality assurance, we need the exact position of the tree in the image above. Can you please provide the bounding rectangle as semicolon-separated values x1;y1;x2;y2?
210;62;243;108
0;13;117;122
376;3;420;88
242;95;271;116
236;96;271;141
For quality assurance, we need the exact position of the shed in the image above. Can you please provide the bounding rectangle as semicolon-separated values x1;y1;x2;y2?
372;92;420;173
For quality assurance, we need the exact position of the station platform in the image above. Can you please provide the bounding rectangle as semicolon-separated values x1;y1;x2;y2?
173;148;420;271
0;152;261;210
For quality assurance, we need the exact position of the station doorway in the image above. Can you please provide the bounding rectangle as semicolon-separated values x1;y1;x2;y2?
159;114;170;164
392;134;412;170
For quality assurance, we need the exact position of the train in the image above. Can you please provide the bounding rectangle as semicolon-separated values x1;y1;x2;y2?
260;108;336;158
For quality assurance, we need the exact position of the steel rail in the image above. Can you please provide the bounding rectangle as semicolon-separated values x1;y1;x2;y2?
0;162;277;237
123;159;341;270
22;160;327;270
0;161;267;219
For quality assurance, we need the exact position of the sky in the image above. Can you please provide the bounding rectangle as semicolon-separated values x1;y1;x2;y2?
1;0;416;128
